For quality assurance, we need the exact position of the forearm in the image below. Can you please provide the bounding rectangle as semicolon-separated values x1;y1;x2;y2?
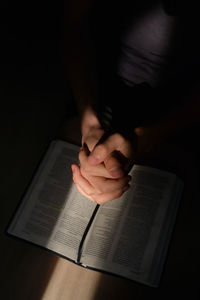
64;22;98;118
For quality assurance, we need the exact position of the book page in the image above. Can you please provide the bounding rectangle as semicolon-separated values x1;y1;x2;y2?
8;140;96;262
80;165;183;286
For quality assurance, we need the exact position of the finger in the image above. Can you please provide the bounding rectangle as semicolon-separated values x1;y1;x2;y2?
88;133;133;165
104;151;129;178
79;147;117;179
75;183;95;202
92;184;130;205
75;178;130;204
82;128;104;152
89;174;132;194
71;164;131;204
71;164;95;196
82;135;99;152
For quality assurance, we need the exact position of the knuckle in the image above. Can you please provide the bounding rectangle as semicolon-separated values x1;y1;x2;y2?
96;199;104;205
80;167;89;179
95;181;109;194
94;184;104;194
87;190;94;197
80;164;87;174
114;190;123;199
84;165;94;177
94;194;106;204
91;194;101;203
114;133;126;144
110;189;123;200
80;161;94;176
95;144;109;158
104;155;117;167
90;179;105;194
94;180;113;194
98;186;107;194
95;190;123;204
108;179;123;191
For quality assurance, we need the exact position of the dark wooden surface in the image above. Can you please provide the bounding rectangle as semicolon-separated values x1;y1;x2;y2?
1;104;200;299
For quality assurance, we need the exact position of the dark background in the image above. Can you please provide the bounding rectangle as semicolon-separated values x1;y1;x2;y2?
0;1;200;299
0;0;74;195
1;1;67;96
0;0;72;283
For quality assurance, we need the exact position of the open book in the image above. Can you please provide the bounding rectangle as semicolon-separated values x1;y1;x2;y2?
7;140;183;287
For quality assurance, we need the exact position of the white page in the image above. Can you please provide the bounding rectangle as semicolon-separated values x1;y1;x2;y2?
8;140;96;261
81;165;183;286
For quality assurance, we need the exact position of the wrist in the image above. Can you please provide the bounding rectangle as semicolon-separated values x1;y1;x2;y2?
81;106;101;136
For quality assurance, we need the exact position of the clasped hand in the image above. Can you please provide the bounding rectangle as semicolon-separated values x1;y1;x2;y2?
71;108;161;204
71;126;133;204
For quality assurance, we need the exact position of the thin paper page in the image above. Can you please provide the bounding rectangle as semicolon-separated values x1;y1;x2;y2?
8;141;96;261
81;165;178;285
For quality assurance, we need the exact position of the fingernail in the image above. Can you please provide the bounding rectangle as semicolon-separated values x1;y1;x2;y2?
109;167;123;177
88;154;100;164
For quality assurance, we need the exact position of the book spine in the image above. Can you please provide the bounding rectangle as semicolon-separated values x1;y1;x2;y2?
77;204;100;263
